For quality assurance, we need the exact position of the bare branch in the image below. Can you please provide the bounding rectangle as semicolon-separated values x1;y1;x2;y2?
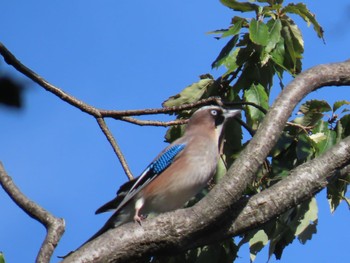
119;116;188;127
0;162;65;263
96;118;134;180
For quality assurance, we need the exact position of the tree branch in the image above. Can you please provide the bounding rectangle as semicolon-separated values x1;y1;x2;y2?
0;162;65;263
63;136;350;263
62;60;350;262
0;42;223;181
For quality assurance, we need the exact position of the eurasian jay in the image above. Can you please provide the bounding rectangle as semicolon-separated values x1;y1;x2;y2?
87;105;241;242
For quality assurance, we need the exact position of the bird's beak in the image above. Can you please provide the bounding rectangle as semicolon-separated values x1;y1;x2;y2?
223;109;241;120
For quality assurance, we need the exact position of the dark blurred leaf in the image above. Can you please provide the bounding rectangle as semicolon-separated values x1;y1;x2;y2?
249;19;269;46
270;132;295;158
339;114;350;138
0;76;23;108
220;0;259;12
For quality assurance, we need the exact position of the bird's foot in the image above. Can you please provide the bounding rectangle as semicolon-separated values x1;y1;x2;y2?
134;214;147;226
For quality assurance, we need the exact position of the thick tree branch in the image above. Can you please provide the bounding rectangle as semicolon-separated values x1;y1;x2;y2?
0;162;65;263
63;60;350;262
62;136;350;263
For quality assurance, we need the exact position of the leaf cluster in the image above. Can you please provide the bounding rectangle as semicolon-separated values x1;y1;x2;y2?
154;1;345;262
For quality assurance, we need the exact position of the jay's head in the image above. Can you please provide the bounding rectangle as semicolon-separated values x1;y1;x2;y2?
185;105;241;138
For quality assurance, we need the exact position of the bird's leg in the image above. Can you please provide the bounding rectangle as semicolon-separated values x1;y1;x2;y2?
134;197;145;225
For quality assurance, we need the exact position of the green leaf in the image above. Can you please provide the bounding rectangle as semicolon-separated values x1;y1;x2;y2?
287;20;304;54
270;132;295;158
162;78;214;107
212;35;239;69
327;173;350;213
249;19;269;46
270;38;286;69
333;100;350;112
220;0;259;13
222;48;240;76
244;83;269;130
0;253;5;263
296;133;315;162
295;197;318;244
312;121;337;155
282;3;324;39
249;230;269;262
281;24;296;69
265;19;282;53
298;100;332;114
267;198;318;260
293;100;331;127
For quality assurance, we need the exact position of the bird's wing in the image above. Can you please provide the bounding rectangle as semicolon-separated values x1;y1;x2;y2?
95;143;186;214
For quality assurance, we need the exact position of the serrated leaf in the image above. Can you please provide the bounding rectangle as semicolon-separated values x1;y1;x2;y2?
293;112;323;127
220;0;259;12
299;100;332;114
333;100;350;112
282;3;324;39
249;230;268;262
244;83;269;130
249;19;269;46
162;79;214;107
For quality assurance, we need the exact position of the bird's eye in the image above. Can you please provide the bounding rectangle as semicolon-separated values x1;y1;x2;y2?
210;110;218;116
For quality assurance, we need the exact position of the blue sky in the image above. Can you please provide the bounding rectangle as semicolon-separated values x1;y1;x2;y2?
0;1;349;262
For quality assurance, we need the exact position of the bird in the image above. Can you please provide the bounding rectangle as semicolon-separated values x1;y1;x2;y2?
85;105;241;243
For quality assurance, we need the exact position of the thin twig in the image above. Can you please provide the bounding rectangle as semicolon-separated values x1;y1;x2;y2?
0;42;226;182
99;97;224;118
119;116;188;126
96;118;134;180
0;162;65;263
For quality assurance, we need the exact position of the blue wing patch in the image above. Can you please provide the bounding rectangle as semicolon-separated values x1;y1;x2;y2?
113;143;186;213
150;144;186;174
